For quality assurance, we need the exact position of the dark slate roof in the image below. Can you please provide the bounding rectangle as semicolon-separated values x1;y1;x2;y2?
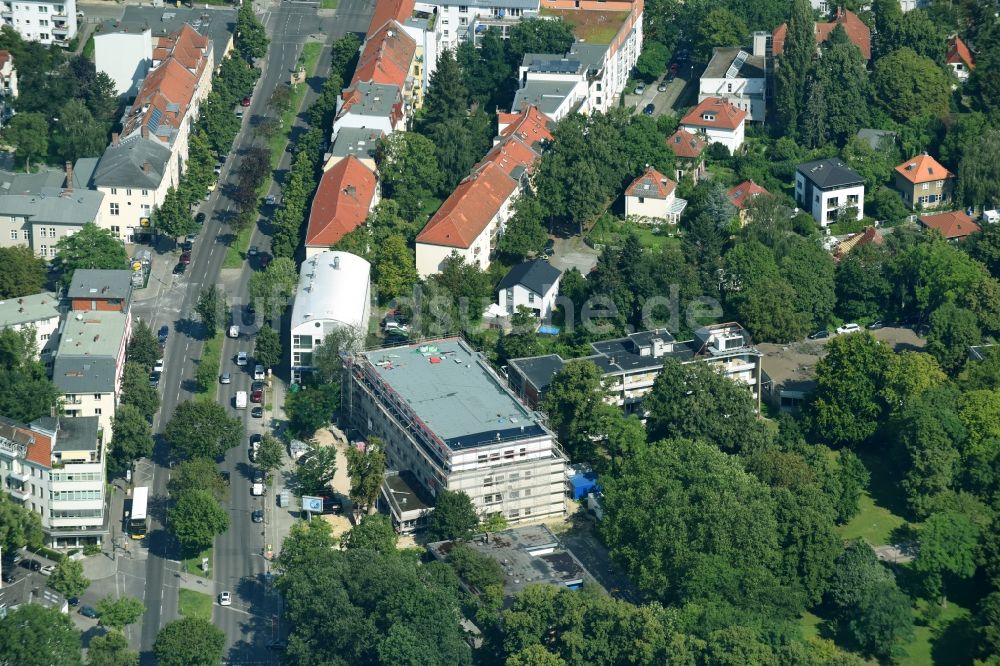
52;356;118;394
54;416;100;454
67;269;134;301
497;260;561;297
508;354;567;392
93;137;172;189
796;158;864;189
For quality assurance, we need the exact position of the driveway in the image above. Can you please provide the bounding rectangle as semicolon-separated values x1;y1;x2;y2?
622;62;701;118
548;236;598;275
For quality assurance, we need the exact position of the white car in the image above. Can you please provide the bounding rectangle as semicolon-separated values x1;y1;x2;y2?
153;358;165;373
219;591;231;606
254;365;265;381
39;565;56;576
836;323;861;335
237;352;248;366
228;325;240;338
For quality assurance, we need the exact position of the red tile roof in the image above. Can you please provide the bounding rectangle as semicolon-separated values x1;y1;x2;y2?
894;154;952;184
0;417;53;468
0;50;11;68
625;166;676;199
350;20;416;91
667;128;706;158
366;0;415;37
726;180;769;209
417;106;553;249
946;35;975;69
305;155;377;249
773;8;871;60
416;162;518;248
680;97;746;131
919;210;980;239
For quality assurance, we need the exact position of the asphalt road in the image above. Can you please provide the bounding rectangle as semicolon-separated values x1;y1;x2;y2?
133;2;358;662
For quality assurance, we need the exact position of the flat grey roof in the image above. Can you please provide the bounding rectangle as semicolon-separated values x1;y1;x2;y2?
522;55;585;75
359;338;547;450
52;356;118;394
0;292;61;327
382;470;433;515
703;47;765;80
56;310;128;359
93;137;172;189
341;82;401;118
99;6;236;64
67;269;134;302
510;80;577;116
0;168;104;226
508;354;566;392
427;524;599;600
54;416;100;453
329;127;384;162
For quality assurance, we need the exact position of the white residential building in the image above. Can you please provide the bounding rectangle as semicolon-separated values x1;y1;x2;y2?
0;415;108;548
679;97;747;154
0;49;17;128
0;292;62;365
0;0;77;46
795;158;865;227
343;338;568;525
497;259;562;320
94;30;153;99
699;38;767;123
624;165;686;223
289;251;371;383
333;82;406;137
416;0;540;52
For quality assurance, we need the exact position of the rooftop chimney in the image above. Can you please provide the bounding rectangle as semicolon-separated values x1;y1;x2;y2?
112;132;120;146
64;161;73;192
143;162;151;174
141;125;149;139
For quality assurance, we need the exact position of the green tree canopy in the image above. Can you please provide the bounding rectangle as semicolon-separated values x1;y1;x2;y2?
109;405;153;475
167;489;230;553
153;617;225;666
340;513;398;554
96;596;146;630
164;401;243;460
427;490;479;542
254;325;282;370
120;361;160;422
872;48;951;123
195;285;225;337
47;556;90;598
0;491;43;553
126;320;161;371
248;256;298;322
345;437;386;515
86;629;138;666
235;2;268;60
378;132;444;220
540;360;605;462
52;223;129;288
168;457;229;502
285;382;339;439
53;99;108;165
295;444;338;496
0;245;47;298
0;604;82;666
256;433;285;474
915;510;980;604
2;112;49;169
927;302;981;374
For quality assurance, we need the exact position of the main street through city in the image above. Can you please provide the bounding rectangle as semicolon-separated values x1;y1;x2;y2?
132;0;376;662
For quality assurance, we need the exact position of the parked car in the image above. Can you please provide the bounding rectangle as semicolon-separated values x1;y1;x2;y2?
253;468;265;483
252;510;264;523
543;239;555;257
79;606;99;619
657;80;668;92
158;325;169;343
228;325;240;338
219;591;232;606
836;323;861;334
2;572;15;583
866;320;885;330
643;103;655;115
39;565;55;576
258;254;271;269
149;371;161;388
220;372;231;385
251;389;263;403
251;380;265;392
195;212;206;224
666;71;676;82
173;262;186;275
248;246;258;257
254;365;265;381
180;251;192;265
241;97;251;107
237;352;248;366
669;62;680;74
808;330;830;340
634;83;646;94
180;240;193;252
185;234;197;245
154;358;165;373
264;194;277;205
251;406;264;418
20;560;40;571
67;596;79;607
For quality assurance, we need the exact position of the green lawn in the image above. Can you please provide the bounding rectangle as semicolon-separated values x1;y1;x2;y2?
836;491;907;545
194;332;223;403
178;589;214;621
82;35;95;60
223;224;254;269
588;215;681;250
321;0;339;8
183;547;213;578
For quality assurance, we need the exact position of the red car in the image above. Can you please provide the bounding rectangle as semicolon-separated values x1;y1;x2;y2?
241;97;251;107
258;253;271;269
180;251;192;265
251;389;263;403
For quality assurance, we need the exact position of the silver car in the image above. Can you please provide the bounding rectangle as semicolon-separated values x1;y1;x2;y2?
220;372;231;384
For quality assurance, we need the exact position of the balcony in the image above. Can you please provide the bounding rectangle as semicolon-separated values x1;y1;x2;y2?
52;22;70;34
6;485;29;501
7;469;29;483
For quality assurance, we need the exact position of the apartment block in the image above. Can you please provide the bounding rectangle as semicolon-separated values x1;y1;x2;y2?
0;0;77;46
0;292;62;365
795;158;865;226
508;324;763;416
342;338;567;527
0;415;108;548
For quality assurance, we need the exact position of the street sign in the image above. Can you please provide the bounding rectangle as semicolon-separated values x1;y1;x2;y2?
301;496;323;513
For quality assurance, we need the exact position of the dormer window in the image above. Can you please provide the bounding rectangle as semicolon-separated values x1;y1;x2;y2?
702;113;716;122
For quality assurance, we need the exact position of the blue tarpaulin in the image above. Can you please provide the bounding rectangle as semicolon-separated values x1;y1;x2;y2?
538;324;560;336
569;473;599;500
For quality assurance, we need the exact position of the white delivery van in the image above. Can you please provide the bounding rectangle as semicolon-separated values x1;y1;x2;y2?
252;482;265;496
236;391;248;409
228;325;240;338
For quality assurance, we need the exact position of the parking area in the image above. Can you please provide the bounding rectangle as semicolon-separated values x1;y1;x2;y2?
623;61;701;118
548;236;599;275
551;510;642;604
